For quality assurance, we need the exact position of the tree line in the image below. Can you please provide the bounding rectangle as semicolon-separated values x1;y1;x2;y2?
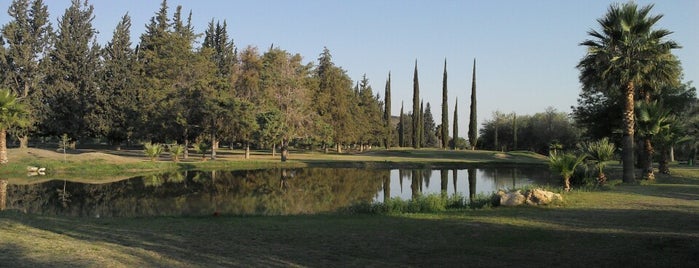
0;0;486;160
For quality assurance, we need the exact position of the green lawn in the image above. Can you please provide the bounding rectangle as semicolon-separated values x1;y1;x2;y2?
2;158;698;267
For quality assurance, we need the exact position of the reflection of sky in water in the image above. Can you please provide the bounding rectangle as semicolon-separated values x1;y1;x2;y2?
374;169;552;201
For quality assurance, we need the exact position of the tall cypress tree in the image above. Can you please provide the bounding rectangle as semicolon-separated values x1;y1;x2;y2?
468;58;478;150
441;59;449;149
412;60;420;148
452;99;458;150
398;102;405;147
512;112;518;150
384;72;391;149
419;100;424;147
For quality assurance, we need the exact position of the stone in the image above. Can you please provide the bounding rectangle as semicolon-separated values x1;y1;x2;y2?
525;189;563;205
499;190;526;206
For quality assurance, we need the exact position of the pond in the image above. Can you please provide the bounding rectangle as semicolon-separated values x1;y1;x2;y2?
1;167;552;217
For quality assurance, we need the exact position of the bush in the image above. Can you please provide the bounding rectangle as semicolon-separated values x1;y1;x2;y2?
143;142;163;162
168;144;185;162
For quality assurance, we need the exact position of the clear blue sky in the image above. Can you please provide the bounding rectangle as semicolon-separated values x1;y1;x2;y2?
1;0;697;137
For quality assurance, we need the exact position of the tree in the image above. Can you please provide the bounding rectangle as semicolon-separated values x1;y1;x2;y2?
512;113;518;150
423;102;438;147
0;89;27;164
636;101;673;180
398;102;405;147
549;151;586;191
101;13;138;149
418;100;424;147
441;59;449;149
384;72;392;149
578;2;681;183
41;0;102;141
578;138;616;185
468;58;478;150
0;0;52;148
412;60;420;148
452;99;458;150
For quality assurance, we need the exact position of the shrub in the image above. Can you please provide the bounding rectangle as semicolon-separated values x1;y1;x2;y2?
143;142;163;162
168;144;185;162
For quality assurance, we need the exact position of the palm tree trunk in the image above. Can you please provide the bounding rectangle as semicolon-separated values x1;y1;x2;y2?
0;129;7;164
564;175;571;192
643;138;655;180
622;82;636;183
0;179;7;211
659;148;670;174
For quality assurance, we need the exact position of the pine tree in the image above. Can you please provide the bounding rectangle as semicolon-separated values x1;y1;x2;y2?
384;72;391;149
441;59;449;149
1;0;52;148
423;102;438;147
468;58;478;150
102;13;137;149
42;0;102;140
452;99;459;150
412;60;420;148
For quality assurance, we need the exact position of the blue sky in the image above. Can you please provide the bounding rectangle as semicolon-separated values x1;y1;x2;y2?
1;0;697;137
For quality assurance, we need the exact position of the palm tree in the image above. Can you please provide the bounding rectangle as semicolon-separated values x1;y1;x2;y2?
578;2;680;183
578;138;616;185
548;151;586;191
654;121;688;174
0;89;28;164
636;101;673;180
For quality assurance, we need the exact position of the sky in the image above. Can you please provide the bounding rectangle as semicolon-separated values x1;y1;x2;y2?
1;0;697;137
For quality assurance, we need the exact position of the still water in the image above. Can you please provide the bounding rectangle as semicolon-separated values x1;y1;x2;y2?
2;167;551;217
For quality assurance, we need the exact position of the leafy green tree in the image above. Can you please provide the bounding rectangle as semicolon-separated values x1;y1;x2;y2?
468;58;478;150
412;60;420;148
441;59;449;149
314;47;355;153
101;13;138;149
41;0;102;141
578;138;616;185
256;109;284;155
0;0;51;148
578;2;681;183
0;89;27;164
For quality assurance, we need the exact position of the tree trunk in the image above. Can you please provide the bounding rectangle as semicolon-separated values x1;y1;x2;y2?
211;138;218;160
337;143;342;153
19;135;29;149
272;143;277;157
0;179;7;211
622;82;636;183
0;129;7;165
643;138;655;180
184;139;189;159
670;145;675;162
245;143;250;159
659;148;670;175
563;175;571;192
281;139;288;162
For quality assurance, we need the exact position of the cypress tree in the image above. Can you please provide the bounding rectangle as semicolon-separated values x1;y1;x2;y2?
468;58;478;150
419;100;424;147
384;72;391;149
452;99;458;150
441;59;449;149
398;102;405;147
512;113;518;150
412;60;420;148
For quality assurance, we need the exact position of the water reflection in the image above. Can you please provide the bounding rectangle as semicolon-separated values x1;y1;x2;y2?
4;167;551;217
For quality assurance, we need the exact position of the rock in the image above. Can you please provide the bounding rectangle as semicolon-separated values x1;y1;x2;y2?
525;189;563;205
499;190;526;206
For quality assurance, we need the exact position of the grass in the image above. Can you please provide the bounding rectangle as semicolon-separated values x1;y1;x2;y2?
2;147;546;183
1;147;698;266
2;163;699;266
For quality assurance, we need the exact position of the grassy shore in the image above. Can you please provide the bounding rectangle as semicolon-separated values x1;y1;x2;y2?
1;148;698;267
2;147;546;183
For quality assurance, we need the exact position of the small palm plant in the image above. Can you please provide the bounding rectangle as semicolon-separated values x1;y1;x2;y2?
578;138;616;186
192;141;210;161
143;142;163;162
168;143;185;162
548;151;586;191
